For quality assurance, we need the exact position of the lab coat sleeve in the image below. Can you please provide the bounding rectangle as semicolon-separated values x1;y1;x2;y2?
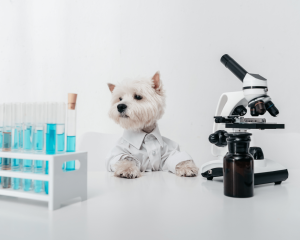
161;137;193;174
105;138;140;172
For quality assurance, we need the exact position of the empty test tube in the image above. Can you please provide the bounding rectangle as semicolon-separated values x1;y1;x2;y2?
46;102;57;154
56;102;66;153
23;103;34;152
66;94;77;171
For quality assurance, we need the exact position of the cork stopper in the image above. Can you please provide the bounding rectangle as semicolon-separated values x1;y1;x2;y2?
68;93;77;110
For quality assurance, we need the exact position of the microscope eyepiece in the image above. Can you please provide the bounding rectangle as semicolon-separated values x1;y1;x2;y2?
221;54;248;82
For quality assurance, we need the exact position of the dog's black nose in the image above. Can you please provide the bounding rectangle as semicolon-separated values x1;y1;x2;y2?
117;104;127;113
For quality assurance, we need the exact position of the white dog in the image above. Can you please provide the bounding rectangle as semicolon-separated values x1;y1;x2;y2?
106;72;199;178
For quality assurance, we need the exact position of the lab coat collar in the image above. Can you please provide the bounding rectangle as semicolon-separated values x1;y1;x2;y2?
123;125;164;149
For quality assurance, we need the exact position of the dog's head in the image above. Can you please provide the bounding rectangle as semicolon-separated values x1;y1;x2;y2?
108;72;165;131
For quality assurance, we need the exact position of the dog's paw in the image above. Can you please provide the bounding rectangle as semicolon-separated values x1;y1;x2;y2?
175;160;199;177
114;160;141;179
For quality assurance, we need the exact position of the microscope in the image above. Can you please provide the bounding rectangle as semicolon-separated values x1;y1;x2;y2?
201;54;288;185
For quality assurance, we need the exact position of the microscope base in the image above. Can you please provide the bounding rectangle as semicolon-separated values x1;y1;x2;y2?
201;159;289;185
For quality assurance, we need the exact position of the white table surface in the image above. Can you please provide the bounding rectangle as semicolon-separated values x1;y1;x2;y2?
0;170;299;240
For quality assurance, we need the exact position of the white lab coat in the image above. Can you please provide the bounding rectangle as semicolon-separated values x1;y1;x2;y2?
106;126;193;173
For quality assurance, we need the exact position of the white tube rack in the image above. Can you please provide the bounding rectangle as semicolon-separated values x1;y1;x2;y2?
0;151;87;211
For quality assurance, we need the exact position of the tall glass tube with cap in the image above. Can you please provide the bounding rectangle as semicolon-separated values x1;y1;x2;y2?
2;103;12;189
56;102;66;153
45;102;57;154
66;93;77;171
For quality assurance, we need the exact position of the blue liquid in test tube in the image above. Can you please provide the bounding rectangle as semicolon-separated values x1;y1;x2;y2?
23;159;32;191
46;124;56;154
66;136;76;170
12;178;20;190
56;103;66;153
66;94;77;171
24;125;32;151
34;160;44;193
45;161;49;195
34;130;44;151
57;132;65;152
46;102;57;155
34;102;45;152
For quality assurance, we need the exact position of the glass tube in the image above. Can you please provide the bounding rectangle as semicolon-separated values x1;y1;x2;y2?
2;103;12;171
12;177;21;190
34;160;44;193
34;102;45;152
46;102;57;154
22;103;34;152
56;102;66;153
11;103;22;189
66;94;77;171
22;178;32;191
44;161;49;195
11;103;22;173
0;104;3;170
1;177;11;189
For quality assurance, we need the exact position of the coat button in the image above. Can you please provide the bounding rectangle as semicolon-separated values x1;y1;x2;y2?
152;150;156;156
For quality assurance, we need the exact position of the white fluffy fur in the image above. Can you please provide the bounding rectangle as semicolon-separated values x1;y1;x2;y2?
114;160;141;179
108;73;198;178
108;77;165;131
175;160;199;177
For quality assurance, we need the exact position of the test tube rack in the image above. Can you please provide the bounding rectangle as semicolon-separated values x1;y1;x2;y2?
0;151;87;210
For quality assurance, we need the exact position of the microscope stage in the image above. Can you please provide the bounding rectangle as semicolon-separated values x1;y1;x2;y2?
225;123;285;130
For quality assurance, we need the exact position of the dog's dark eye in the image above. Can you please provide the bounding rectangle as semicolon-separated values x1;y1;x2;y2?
119;97;122;101
134;94;142;100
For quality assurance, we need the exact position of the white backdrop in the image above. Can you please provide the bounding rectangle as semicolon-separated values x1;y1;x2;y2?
0;0;300;170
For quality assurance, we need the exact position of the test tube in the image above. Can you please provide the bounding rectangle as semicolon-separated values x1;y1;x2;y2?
11;103;22;168
23;103;34;152
45;102;57;154
34;102;45;152
56;102;66;152
0;104;3;170
34;103;45;193
11;103;22;189
66;94;77;171
44;161;49;195
22;103;33;191
2;103;12;188
22;157;33;191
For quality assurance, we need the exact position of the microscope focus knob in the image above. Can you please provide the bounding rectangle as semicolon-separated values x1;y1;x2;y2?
209;130;228;147
249;147;264;160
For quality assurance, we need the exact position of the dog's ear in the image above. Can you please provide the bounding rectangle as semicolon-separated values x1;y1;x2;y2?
107;83;115;93
152;72;161;90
